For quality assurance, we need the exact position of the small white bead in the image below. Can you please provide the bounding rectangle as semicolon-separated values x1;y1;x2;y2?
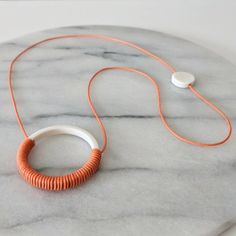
171;72;195;88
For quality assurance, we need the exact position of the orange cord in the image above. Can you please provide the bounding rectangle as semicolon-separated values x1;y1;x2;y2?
7;34;233;190
8;34;232;150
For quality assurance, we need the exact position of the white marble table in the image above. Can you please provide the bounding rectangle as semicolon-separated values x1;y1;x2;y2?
0;26;235;236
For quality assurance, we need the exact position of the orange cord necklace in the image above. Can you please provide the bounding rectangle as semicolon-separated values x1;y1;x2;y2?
8;34;232;191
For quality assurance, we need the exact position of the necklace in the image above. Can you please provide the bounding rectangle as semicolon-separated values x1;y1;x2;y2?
8;34;232;191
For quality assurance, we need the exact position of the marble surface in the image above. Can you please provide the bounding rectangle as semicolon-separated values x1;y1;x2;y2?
0;25;236;236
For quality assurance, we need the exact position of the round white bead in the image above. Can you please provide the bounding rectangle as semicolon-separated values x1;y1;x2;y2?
171;72;195;88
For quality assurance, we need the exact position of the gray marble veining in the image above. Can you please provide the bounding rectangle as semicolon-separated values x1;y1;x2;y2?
0;25;235;236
